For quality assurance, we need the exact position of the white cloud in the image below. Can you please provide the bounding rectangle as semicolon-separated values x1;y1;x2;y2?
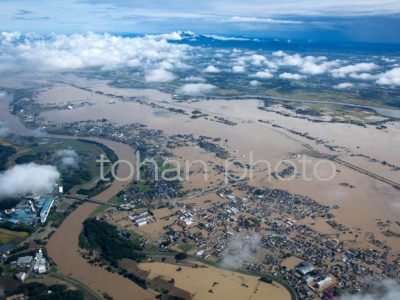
382;57;396;63
150;31;199;41
300;58;339;75
331;63;378;78
249;80;261;86
350;72;375;80
340;279;400;300
251;70;274;79
250;54;266;66
55;149;79;169
178;83;217;96
145;68;176;82
0;31;21;43
30;127;47;137
333;82;354;89
229;16;302;24
221;234;261;269
232;65;245;73
376;67;400;86
0;163;60;198
279;72;306;80
203;34;250;41
273;51;303;66
184;76;206;82
0;32;189;77
273;51;340;75
203;65;221;73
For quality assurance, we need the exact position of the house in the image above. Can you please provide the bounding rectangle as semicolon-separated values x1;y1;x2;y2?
16;256;33;267
15;272;28;282
33;249;48;274
296;262;315;276
129;211;154;227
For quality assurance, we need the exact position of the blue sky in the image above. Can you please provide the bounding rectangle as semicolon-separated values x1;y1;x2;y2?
1;0;400;43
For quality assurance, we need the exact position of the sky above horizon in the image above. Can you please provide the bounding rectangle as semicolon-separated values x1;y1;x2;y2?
1;0;400;43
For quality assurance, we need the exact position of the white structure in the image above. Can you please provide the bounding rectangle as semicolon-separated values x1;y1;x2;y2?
183;218;194;226
15;272;28;282
129;211;153;227
16;256;33;267
316;276;334;289
33;249;48;274
296;262;315;275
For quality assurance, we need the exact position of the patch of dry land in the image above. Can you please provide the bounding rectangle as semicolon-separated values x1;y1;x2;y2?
138;262;291;300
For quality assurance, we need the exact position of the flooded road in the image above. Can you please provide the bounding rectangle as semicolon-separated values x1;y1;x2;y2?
1;93;155;299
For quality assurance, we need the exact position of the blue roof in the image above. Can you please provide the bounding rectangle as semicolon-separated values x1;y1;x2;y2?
40;196;54;223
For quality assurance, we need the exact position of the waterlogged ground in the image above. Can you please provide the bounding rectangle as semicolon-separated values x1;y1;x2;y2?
2;76;400;298
137;261;291;300
37;81;400;244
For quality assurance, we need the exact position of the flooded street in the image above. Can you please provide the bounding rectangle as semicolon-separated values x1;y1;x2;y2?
2;79;400;298
37;84;400;244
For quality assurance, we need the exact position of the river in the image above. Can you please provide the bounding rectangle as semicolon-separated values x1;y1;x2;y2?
0;93;155;299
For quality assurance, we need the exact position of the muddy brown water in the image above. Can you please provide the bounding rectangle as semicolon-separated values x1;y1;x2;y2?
1;93;155;299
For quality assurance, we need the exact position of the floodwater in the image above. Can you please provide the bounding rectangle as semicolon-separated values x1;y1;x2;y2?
46;140;156;300
137;261;291;300
0;93;33;136
2;79;400;296
1;92;155;299
38;83;400;254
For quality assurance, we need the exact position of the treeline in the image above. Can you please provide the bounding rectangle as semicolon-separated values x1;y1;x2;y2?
77;139;118;163
0;144;16;171
14;152;46;164
80;219;145;266
117;268;148;289
76;173;112;197
0;221;33;233
0;198;20;210
6;283;83;300
62;168;92;193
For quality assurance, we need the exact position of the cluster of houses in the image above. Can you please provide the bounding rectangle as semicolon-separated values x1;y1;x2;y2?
122;184;398;299
44;118;399;300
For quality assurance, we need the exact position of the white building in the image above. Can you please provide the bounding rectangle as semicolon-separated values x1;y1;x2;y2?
33;249;48;274
129;211;153;227
15;272;28;282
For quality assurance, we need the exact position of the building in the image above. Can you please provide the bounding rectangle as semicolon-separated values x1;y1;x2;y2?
296;262;315;276
33;249;48;274
15;272;28;282
16;256;33;267
39;196;54;224
129;211;153;227
311;276;336;292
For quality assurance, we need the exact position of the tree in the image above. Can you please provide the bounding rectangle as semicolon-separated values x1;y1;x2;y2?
174;252;188;260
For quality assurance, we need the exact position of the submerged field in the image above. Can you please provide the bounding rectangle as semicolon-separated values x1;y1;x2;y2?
136;261;291;300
